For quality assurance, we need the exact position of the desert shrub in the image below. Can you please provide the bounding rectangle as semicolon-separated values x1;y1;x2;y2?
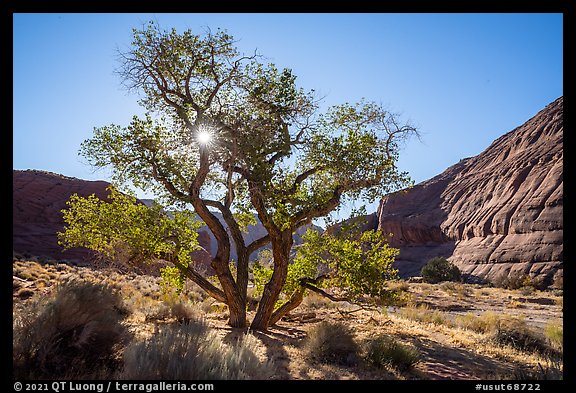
519;285;535;296
13;279;128;379
159;290;200;323
491;318;555;356
167;300;200;323
493;272;547;291
454;311;500;334
421;257;461;284
304;321;359;365
379;280;413;307
512;358;563;380
15;287;35;300
120;320;274;379
454;311;555;358
388;280;410;292
440;281;470;298
301;292;329;309
554;296;563;308
363;335;420;371
552;274;563;290
544;322;563;351
399;304;447;326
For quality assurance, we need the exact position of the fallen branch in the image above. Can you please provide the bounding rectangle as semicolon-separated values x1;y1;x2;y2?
282;311;318;322
336;306;365;316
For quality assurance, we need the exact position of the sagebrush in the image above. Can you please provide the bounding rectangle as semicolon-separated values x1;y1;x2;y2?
363;335;420;371
13;279;128;379
304;321;359;365
119;320;274;380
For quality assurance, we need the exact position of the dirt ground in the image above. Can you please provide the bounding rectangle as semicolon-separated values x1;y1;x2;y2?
13;259;563;380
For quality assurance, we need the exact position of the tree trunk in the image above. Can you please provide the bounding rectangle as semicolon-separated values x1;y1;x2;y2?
227;291;247;328
269;287;305;326
230;249;249;328
250;230;293;331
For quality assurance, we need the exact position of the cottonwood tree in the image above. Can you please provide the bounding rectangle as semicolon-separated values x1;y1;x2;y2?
63;22;417;331
252;224;401;326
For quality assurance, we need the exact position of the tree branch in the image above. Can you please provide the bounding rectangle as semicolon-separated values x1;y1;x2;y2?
287;166;324;195
247;234;270;256
172;259;227;303
291;185;344;229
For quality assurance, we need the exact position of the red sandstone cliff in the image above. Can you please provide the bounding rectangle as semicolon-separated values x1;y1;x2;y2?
12;170;213;272
375;97;563;283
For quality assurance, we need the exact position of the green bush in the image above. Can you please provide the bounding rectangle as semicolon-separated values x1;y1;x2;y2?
421;257;461;284
13;279;128;379
493;271;548;291
304;321;359;365
364;335;420;371
119;320;274;379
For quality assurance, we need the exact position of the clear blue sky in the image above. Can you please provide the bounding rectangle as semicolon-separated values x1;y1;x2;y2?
13;13;563;217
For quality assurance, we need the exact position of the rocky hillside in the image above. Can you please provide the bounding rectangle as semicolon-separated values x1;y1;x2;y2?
374;97;563;284
13;170;110;262
13;170;319;268
13;170;212;270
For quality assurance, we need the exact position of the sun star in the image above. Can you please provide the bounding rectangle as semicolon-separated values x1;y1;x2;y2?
197;131;212;144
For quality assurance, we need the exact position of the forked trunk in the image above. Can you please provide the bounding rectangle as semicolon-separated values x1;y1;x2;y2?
250;230;293;331
269;287;305;326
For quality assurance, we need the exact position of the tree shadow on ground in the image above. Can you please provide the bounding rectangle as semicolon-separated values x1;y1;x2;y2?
251;325;305;379
401;335;519;380
252;323;401;380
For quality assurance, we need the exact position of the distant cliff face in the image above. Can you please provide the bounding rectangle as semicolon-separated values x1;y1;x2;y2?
13;170;319;270
12;170;213;271
13;170;110;262
375;97;563;284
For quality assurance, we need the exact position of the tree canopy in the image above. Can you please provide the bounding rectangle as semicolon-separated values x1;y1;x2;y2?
62;22;417;331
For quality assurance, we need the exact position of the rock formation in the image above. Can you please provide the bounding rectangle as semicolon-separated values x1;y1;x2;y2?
13;170;110;262
13;170;319;271
12;170;213;271
374;97;563;284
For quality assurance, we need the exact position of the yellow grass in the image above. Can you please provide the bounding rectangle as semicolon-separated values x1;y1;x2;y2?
13;259;563;380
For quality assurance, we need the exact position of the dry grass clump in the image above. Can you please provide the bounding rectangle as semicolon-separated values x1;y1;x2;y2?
454;311;500;333
387;280;410;292
304;321;360;366
511;358;563;380
123;288;202;323
301;292;341;310
119;320;274;380
440;281;470;298
363;335;420;371
398;303;447;326
490;318;557;357
544;321;563;351
455;312;559;357
13;278;128;379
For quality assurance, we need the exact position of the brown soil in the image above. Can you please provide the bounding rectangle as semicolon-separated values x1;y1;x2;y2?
12;259;563;380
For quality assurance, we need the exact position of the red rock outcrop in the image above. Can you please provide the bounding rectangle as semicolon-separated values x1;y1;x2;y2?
13;170;110;262
12;170;214;272
375;97;563;284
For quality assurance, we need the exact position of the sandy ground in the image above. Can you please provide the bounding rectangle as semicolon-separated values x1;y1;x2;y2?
13;259;563;380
